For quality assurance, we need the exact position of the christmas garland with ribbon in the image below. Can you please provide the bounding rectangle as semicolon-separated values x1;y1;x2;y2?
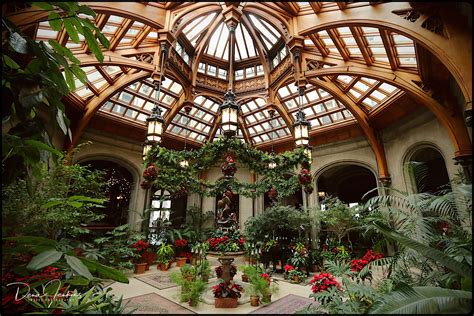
142;137;313;199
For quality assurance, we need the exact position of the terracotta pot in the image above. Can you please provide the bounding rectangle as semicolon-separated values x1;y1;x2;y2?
250;295;260;307
134;263;147;274
175;257;187;267
158;263;170;271
215;297;238;308
241;274;249;282
293;275;300;283
145;264;150;271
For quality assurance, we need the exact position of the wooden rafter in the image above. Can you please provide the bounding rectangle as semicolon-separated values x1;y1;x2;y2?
327;28;350;60
379;28;398;71
349;26;374;65
308;33;330;57
109;19;133;51
336;2;347;10
309;2;322;14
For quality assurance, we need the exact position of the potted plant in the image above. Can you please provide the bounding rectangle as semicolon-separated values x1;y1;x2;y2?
175;239;188;267
309;250;322;272
141;249;156;270
212;281;243;308
288;269;306;284
170;265;207;307
156;243;174;271
130;240;150;274
195;259;212;282
257;273;278;303
245;283;261;307
283;264;295;280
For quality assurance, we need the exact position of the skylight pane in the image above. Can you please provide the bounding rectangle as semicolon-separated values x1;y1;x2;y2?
184;13;217;46
236;24;248;59
214;25;229;58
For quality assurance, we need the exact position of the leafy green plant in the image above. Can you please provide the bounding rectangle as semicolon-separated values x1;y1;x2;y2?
2;2;110;183
156;243;174;265
2;158;107;239
170;264;207;306
195;259;212;281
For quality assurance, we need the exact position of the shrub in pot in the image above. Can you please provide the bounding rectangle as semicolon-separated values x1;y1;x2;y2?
195;259;212;282
288;269;305;284
170;265;207;307
156;243;174;270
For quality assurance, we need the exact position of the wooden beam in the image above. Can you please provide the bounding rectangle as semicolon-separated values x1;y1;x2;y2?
327;28;350;61
309;2;323;14
379;28;398;71
350;26;374;65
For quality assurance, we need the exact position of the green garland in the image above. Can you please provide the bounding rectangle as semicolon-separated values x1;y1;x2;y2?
144;137;310;198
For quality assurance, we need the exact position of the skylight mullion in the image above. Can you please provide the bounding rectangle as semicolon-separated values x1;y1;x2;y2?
238;24;251;59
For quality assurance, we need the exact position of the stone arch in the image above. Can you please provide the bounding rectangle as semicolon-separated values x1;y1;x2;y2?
313;160;379;205
401;142;451;194
74;154;142;228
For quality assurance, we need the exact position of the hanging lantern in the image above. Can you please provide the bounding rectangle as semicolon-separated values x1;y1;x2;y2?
293;110;310;147
146;109;164;144
219;91;240;137
179;160;189;168
268;161;277;169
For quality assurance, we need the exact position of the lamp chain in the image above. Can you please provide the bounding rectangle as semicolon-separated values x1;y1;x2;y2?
153;45;167;115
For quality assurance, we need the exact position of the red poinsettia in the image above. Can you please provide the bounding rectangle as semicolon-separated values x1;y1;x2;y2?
350;249;384;272
284;264;295;273
131;240;150;254
143;164;159;181
310;272;341;293
212;281;243;298
175;239;188;248
261;273;271;284
298;168;311;185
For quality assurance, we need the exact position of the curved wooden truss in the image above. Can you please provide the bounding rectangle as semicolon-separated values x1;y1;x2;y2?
9;1;471;180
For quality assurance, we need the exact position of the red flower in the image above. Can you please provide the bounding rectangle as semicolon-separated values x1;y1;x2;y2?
175;239;188;248
284;264;295;272
143;164;159;181
310;272;341;293
131;240;150;253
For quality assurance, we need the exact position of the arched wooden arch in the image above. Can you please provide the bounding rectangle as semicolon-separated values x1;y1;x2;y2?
170;4;222;37
302;67;471;159
67;71;151;151
243;4;291;41
10;2;166;31
296;3;472;106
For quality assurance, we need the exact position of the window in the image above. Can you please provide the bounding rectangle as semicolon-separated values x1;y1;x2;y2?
235;69;244;80
271;46;288;69
198;62;206;73
218;68;227;79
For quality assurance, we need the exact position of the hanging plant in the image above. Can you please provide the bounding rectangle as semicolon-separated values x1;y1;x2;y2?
298;168;311;185
141;180;151;190
145;138;310;198
304;184;314;194
221;152;237;178
268;187;278;200
143;163;159;181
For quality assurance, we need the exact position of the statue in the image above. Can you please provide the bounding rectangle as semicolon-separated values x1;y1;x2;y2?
216;187;238;232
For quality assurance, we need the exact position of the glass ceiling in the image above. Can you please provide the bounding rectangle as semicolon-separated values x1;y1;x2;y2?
32;2;420;147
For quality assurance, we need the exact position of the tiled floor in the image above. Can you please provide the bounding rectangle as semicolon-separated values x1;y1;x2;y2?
107;257;315;314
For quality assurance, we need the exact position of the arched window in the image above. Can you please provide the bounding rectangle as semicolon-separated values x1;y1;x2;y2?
406;146;450;193
78;160;133;229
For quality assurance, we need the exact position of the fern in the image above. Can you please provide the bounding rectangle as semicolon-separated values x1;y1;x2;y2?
369;286;472;314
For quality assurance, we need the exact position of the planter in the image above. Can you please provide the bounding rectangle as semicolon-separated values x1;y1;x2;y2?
158;263;170;271
293;275;300;283
311;265;319;273
175;257;187;267
241;274;249;282
214;297;238;308
250;295;260;307
134;263;147;274
145;264;150;271
262;293;272;303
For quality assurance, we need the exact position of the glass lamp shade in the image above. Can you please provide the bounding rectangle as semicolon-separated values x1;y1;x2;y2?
294;123;309;146
221;106;238;135
179;160;189;168
268;161;277;169
146;115;164;143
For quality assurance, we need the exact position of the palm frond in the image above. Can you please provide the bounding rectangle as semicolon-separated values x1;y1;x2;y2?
358;257;393;280
371;222;471;279
324;259;352;278
369;286;472;314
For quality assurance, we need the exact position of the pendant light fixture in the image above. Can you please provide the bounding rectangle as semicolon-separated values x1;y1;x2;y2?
268;109;277;169
143;44;167;160
179;105;192;168
293;51;311;148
